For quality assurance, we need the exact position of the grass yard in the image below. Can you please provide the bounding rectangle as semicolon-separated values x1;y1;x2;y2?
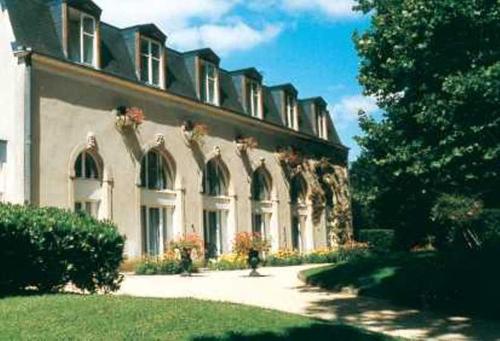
0;295;394;340
301;251;500;320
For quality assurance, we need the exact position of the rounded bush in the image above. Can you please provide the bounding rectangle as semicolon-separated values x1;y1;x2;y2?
0;204;125;294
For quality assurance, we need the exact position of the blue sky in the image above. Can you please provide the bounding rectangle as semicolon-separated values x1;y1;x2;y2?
96;0;378;160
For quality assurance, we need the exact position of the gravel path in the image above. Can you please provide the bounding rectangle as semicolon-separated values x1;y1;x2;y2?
118;265;500;341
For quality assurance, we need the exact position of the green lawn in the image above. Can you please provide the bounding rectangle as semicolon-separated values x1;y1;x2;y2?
301;251;500;320
0;295;393;340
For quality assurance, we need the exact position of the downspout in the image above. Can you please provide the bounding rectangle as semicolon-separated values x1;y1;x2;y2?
13;45;32;205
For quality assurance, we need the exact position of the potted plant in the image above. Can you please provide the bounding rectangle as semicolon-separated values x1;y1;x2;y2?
114;106;145;131
170;234;203;277
235;136;258;154
233;232;270;277
276;147;303;169
181;120;208;146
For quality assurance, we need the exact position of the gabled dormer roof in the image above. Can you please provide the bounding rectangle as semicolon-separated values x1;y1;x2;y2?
183;48;220;66
269;83;298;97
122;24;167;44
300;97;328;108
65;0;102;18
230;67;263;82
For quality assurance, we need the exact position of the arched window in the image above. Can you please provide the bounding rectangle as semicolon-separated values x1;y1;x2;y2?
73;150;102;218
140;150;173;190
203;158;228;196
252;167;271;201
291;174;308;204
75;151;99;180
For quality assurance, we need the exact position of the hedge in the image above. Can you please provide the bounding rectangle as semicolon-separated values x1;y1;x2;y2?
0;204;125;294
358;229;395;252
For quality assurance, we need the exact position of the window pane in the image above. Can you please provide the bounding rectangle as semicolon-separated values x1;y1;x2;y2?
148;208;161;256
151;42;161;59
84;153;98;179
200;65;207;102
75;154;83;178
147;151;159;190
141;39;149;55
82;17;95;34
208;79;216;104
152;59;160;86
75;202;82;212
140;156;147;187
85;202;92;215
141;55;149;82
253;214;263;235
0;140;7;164
141;206;147;254
68;18;81;62
83;35;94;65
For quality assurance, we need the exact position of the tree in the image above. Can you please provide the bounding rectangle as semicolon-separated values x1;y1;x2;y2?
353;0;500;248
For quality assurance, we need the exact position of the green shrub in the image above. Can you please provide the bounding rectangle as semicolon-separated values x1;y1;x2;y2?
358;229;395;252
303;249;339;264
134;257;200;275
0;204;125;294
265;250;304;267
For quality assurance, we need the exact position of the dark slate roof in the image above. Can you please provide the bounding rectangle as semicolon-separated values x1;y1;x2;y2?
3;0;345;148
230;67;263;82
65;0;101;17
122;24;167;44
183;48;220;65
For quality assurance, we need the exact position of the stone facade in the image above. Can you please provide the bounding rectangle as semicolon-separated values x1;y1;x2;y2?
0;0;352;258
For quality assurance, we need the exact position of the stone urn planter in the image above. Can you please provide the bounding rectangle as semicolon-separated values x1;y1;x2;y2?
247;248;261;277
180;247;193;277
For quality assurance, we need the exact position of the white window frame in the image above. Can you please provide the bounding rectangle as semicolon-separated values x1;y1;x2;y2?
75;200;100;218
141;206;173;256
202;62;220;106
79;13;97;67
140;37;163;88
248;80;262;119
285;94;297;130
316;106;329;140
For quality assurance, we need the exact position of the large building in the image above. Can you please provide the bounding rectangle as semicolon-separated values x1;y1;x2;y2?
0;0;352;258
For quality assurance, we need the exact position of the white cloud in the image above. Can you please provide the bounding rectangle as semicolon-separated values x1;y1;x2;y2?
94;0;283;55
96;0;238;29
170;22;282;54
330;95;378;128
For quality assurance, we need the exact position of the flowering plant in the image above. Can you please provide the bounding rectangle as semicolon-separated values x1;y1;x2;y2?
276;147;303;169
236;136;258;153
170;233;204;253
232;232;270;256
115;106;145;131
182;120;209;145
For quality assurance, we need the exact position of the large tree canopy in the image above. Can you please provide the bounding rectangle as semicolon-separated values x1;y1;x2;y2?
352;0;500;247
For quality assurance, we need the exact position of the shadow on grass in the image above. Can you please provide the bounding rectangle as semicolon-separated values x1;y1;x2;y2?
303;251;500;320
300;252;500;340
301;291;500;341
193;323;391;341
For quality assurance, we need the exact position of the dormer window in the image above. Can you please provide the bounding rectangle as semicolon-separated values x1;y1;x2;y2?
315;106;329;140
201;62;219;105
140;37;163;87
247;80;262;118
285;93;298;130
68;8;97;67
